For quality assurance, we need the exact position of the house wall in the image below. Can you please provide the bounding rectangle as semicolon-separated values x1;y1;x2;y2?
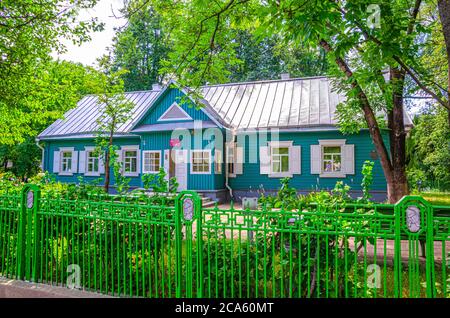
228;129;388;196
43;137;142;188
139;130;224;191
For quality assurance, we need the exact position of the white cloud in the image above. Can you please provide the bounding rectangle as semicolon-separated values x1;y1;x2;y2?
51;0;126;67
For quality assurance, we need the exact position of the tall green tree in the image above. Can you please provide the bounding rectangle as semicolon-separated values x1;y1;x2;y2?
95;69;134;193
148;0;449;203
106;1;169;91
228;30;328;82
0;60;105;180
0;0;103;144
407;106;450;190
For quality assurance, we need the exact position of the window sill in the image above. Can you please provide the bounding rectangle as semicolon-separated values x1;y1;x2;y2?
190;172;211;175
123;173;139;177
228;174;236;178
320;173;346;178
85;173;100;177
142;171;159;174
59;172;73;176
269;173;293;178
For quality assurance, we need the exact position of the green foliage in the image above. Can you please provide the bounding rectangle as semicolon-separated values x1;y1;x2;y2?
0;0;103;145
106;2;170;91
361;161;375;202
407;106;450;191
0;60;105;179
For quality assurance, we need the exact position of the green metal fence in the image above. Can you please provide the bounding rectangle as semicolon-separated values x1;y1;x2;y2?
0;185;449;298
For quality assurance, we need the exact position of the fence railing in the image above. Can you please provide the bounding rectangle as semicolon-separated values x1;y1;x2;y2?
0;185;449;298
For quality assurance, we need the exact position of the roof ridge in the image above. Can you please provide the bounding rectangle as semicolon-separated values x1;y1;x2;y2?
201;75;330;88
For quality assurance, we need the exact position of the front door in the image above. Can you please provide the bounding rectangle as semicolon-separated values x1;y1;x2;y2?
165;149;188;191
174;149;188;191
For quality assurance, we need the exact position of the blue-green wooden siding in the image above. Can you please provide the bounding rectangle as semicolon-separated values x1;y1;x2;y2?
139;130;222;191
229;130;388;191
44;138;142;188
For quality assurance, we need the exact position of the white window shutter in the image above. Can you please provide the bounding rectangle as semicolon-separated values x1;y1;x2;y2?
259;146;270;174
235;147;243;174
214;149;222;174
310;145;321;174
115;149;123;174
290;146;301;174
78;151;86;174
71;151;78;173
136;148;141;174
99;157;105;174
53;151;60;173
342;144;355;175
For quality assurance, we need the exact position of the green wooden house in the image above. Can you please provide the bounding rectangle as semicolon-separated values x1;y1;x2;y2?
36;76;413;202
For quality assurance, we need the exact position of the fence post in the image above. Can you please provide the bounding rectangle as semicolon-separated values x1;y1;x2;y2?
175;191;202;298
17;184;40;282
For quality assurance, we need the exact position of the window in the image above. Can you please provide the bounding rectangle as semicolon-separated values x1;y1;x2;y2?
86;151;99;174
61;151;73;173
191;150;211;174
143;151;161;173
124;150;138;174
322;146;342;173
271;147;289;173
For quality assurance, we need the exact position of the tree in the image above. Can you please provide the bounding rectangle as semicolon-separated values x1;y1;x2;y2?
407;106;450;190
147;0;449;203
437;0;450;124
0;0;103;144
227;30;328;82
0;60;104;180
95;70;134;193
106;1;170;91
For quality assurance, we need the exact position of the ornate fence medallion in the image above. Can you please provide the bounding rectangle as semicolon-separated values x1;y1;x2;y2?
183;198;194;221
405;205;421;233
26;191;34;209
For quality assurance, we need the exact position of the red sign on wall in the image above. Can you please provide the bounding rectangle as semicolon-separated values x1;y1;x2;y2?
170;139;181;147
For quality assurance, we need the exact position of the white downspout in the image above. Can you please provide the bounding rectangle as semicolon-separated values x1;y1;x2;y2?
35;138;45;171
225;130;235;199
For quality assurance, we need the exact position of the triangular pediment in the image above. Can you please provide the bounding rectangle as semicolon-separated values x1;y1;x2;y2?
158;102;193;121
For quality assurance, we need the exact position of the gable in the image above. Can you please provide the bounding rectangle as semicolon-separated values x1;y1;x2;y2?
158;102;193;121
136;87;211;127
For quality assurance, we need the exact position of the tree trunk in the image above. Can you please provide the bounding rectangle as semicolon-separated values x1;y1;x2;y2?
438;0;450;127
389;68;409;202
318;39;401;202
103;131;114;193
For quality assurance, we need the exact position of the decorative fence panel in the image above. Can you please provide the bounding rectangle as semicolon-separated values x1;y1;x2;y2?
0;185;449;298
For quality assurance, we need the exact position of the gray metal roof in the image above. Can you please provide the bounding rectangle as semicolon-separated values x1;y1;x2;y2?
37;76;413;140
201;76;343;129
38;91;160;139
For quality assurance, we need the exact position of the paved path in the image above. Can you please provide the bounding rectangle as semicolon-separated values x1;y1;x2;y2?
0;277;112;298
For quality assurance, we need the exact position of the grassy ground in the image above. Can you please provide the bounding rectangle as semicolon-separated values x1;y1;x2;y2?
417;192;450;206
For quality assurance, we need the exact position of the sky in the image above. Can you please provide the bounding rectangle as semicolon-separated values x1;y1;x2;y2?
51;0;126;67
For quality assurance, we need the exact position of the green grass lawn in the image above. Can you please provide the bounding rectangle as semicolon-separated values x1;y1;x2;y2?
417;192;450;206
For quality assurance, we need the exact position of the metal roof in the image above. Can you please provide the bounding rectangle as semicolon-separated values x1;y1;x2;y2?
38;91;160;139
37;76;413;140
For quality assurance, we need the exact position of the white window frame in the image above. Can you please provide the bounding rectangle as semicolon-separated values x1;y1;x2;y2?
59;147;74;176
190;150;211;174
319;139;346;178
268;141;293;178
142;150;161;174
157;102;193;122
122;146;139;177
226;142;236;177
85;147;100;177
